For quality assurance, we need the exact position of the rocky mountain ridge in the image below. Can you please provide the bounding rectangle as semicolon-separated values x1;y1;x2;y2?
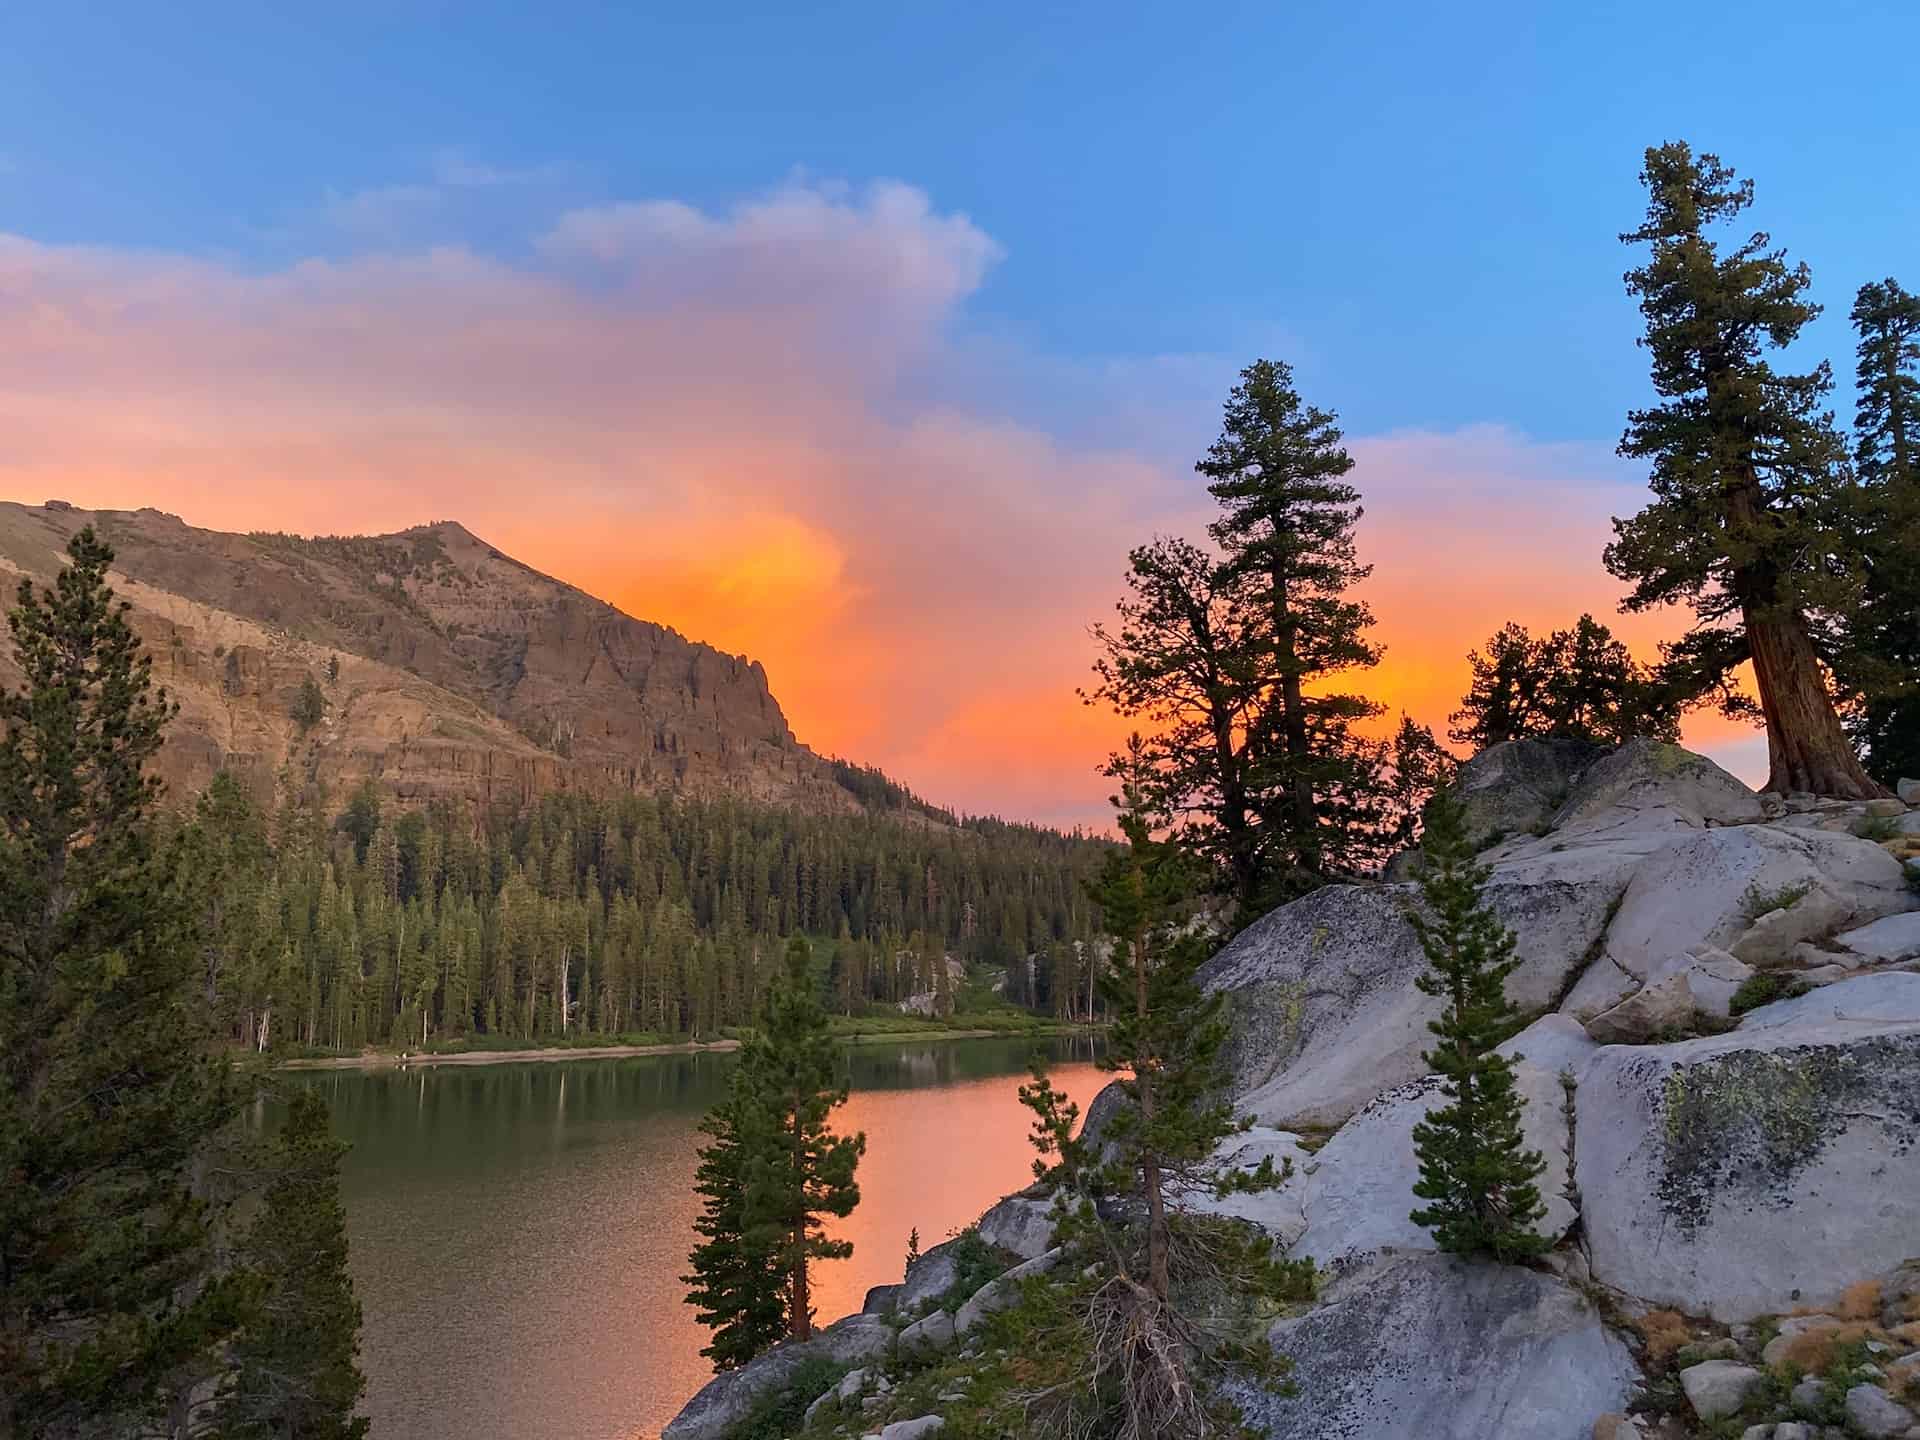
0;501;869;815
665;739;1920;1440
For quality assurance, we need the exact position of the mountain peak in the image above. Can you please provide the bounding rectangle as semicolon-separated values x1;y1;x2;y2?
0;505;873;818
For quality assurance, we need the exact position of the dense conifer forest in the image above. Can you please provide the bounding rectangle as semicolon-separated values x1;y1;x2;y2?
177;775;1111;1055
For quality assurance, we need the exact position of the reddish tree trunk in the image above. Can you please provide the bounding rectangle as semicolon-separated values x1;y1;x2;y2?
1746;609;1886;799
789;1095;812;1341
1724;473;1886;801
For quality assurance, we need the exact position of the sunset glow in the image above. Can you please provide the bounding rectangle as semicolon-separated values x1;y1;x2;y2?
0;197;1766;824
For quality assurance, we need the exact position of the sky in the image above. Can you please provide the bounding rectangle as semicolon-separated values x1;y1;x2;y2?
2;3;1916;827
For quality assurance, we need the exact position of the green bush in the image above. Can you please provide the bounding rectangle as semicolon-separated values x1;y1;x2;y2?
1741;880;1811;920
725;1355;846;1440
1728;973;1810;1016
937;1227;1010;1313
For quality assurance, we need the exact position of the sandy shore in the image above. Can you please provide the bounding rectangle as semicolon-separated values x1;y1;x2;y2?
277;1039;743;1071
275;1026;1058;1071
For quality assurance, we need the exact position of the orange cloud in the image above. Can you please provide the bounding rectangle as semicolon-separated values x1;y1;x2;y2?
0;183;1763;827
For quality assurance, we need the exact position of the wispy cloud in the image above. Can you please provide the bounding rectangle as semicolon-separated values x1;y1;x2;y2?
319;182;445;241
316;149;573;246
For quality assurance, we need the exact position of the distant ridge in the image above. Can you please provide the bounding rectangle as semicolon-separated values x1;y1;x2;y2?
0;500;901;817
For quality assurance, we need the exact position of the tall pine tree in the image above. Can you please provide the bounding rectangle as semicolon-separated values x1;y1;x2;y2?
1839;277;1920;783
1018;787;1302;1440
681;1090;788;1369
1605;142;1882;798
1085;549;1271;913
214;1090;368;1439
1405;791;1548;1263
0;528;245;1437
1088;361;1386;918
728;938;864;1344
1200;358;1384;901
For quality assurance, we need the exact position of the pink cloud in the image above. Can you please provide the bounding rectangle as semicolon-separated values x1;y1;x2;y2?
0;179;1756;825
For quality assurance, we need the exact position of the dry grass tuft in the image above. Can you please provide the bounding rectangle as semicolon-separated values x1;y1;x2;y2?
1634;1309;1693;1368
1837;1280;1883;1321
1775;1320;1883;1375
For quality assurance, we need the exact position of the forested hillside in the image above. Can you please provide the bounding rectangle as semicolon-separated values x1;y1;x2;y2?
181;775;1109;1055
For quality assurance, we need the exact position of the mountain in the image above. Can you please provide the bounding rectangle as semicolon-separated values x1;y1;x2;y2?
0;500;873;815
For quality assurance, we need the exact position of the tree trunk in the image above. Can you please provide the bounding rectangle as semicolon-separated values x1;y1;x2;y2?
1269;566;1320;880
789;1094;812;1341
1210;701;1261;912
1747;608;1887;798
1133;934;1171;1303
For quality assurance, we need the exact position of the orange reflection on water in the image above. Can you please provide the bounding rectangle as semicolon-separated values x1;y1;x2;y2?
810;1049;1111;1325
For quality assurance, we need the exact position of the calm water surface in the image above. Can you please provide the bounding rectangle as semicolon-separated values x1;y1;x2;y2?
286;1036;1107;1440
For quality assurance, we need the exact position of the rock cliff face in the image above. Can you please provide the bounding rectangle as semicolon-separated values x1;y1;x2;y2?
664;738;1920;1440
0;501;862;814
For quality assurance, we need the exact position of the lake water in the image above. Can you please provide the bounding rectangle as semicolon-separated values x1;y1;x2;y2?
286;1036;1108;1440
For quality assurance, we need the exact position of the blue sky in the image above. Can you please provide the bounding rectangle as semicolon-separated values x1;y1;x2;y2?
6;2;1914;444
1;2;1915;818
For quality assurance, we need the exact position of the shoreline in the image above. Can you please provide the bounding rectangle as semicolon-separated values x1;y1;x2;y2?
275;1025;1088;1071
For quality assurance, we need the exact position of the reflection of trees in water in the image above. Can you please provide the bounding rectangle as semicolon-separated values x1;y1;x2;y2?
277;1039;1107;1167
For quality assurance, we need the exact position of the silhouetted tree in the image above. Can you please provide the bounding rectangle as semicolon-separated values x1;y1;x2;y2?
1380;715;1458;854
1201;359;1385;900
1086;542;1271;911
1451;616;1676;752
1088;360;1387;918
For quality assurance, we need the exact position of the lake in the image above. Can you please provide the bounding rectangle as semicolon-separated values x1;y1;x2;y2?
286;1036;1109;1440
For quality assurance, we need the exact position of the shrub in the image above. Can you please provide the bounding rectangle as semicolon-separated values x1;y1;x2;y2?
937;1227;1008;1314
725;1354;846;1440
291;675;327;730
1742;880;1811;920
1854;814;1902;842
1728;973;1811;1016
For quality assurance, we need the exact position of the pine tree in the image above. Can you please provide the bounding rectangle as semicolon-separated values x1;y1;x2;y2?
1606;142;1882;798
1449;622;1544;750
1838;277;1920;783
1380;715;1458;855
214;1090;368;1439
1450;616;1676;752
1200;358;1384;900
681;1091;787;1369
0;528;246;1436
1086;542;1272;913
729;938;864;1343
292;675;327;731
1405;791;1548;1262
1538;614;1678;745
1017;787;1304;1440
1087;360;1387;919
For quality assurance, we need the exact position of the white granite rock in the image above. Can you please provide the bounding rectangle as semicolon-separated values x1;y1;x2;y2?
1238;1253;1640;1440
1577;975;1920;1320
